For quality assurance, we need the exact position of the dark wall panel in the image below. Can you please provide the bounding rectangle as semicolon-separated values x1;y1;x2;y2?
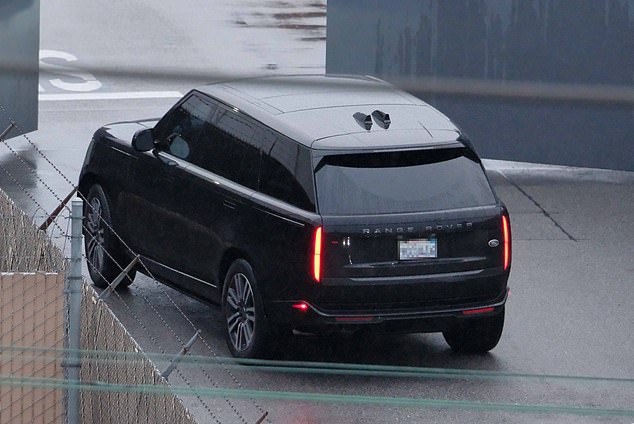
0;0;40;136
326;0;634;171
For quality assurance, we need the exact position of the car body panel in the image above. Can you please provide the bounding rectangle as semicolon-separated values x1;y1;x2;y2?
198;75;460;147
78;74;510;338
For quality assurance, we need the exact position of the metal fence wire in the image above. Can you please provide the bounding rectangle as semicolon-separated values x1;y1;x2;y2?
0;107;269;423
0;183;201;424
0;190;64;272
79;282;197;424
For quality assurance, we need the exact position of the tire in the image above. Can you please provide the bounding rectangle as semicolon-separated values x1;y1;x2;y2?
222;259;274;358
443;308;505;354
84;184;136;289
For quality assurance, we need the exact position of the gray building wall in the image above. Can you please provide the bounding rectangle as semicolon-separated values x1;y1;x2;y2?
0;0;39;136
326;0;634;171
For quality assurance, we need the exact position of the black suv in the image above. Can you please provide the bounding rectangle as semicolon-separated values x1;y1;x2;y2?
79;75;511;358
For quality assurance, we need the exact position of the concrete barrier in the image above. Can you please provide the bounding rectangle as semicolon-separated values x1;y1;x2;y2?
326;0;634;171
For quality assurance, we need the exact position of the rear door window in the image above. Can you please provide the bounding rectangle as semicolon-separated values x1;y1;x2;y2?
260;133;316;211
314;148;495;215
191;103;260;190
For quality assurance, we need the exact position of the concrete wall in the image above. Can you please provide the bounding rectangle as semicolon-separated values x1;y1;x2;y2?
326;0;634;171
0;272;200;424
0;273;65;424
0;0;39;136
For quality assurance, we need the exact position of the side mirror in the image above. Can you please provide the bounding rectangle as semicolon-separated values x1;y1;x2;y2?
131;128;155;152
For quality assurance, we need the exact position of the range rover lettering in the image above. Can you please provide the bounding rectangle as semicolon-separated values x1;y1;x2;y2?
79;75;512;358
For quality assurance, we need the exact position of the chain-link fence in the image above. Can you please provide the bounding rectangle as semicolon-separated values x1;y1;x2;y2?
0;272;65;424
0;97;260;422
1;187;65;423
0;190;64;272
0;188;199;423
79;282;198;424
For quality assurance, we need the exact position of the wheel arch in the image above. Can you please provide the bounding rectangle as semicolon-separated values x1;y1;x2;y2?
79;173;123;227
78;173;111;203
218;248;258;294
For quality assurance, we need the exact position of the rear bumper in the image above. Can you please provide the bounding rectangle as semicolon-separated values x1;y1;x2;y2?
265;287;508;334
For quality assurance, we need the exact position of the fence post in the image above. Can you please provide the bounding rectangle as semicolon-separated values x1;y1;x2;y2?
0;121;16;141
66;198;83;424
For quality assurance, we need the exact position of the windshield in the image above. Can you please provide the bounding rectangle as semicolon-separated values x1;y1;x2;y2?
314;147;496;215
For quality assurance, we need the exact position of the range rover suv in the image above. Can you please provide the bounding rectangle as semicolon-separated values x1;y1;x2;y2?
79;75;511;358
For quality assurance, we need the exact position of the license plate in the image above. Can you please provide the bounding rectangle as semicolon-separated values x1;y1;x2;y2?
399;238;437;260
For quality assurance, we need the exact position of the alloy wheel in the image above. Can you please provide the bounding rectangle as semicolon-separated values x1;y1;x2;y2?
85;197;105;272
225;272;256;352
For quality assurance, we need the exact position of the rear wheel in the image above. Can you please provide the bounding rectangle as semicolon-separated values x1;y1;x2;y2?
84;184;136;289
222;259;273;358
443;308;504;354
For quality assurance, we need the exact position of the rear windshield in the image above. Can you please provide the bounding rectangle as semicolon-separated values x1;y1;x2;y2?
314;148;496;215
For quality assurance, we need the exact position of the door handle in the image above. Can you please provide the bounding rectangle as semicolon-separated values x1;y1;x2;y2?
223;200;236;209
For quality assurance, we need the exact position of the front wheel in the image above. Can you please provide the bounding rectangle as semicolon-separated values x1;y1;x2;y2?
84;184;136;289
443;308;505;354
222;259;273;358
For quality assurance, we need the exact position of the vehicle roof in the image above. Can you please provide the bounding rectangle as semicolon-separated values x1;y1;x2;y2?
197;75;461;150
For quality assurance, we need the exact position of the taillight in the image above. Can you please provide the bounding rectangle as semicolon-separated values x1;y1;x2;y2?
502;215;510;271
313;226;323;282
462;307;494;316
292;302;309;311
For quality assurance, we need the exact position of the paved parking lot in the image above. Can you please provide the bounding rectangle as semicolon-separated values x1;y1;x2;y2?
3;96;634;423
89;159;634;423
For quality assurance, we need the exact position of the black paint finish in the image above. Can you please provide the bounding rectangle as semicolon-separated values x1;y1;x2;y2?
78;76;510;343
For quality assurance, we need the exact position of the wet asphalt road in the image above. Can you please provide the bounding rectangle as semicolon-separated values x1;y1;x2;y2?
1;0;633;422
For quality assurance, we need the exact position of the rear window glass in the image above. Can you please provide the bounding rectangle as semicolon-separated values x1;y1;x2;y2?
314;148;495;215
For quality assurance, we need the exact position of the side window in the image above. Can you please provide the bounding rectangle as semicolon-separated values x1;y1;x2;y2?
154;94;215;160
193;105;260;190
260;134;316;211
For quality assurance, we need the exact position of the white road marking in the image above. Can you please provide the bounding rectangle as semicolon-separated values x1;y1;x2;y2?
40;49;102;92
39;91;183;101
